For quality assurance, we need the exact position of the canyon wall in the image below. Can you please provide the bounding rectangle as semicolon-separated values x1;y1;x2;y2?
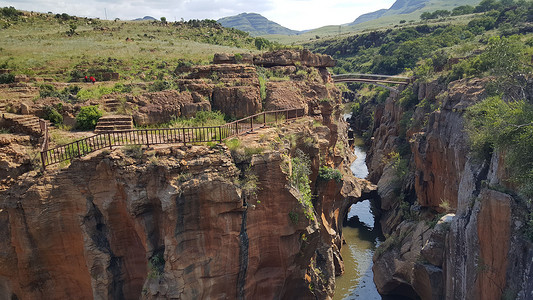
351;78;533;299
0;116;372;300
0;50;377;300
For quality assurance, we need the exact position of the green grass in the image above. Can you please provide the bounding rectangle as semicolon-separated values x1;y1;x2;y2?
0;12;259;81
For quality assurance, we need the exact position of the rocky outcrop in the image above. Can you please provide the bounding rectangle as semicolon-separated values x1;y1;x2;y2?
213;50;336;68
254;49;336;68
411;79;487;211
0;49;367;299
130;90;211;126
353;77;533;299
212;86;261;119
0;109;374;300
0;134;36;190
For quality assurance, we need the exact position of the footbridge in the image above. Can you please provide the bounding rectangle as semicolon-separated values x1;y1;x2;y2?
332;73;412;92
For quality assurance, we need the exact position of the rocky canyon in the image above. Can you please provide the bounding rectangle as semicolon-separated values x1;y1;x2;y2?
349;76;533;300
0;51;376;299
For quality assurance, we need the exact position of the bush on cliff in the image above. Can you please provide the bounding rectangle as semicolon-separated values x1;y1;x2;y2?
289;150;315;221
76;105;103;130
0;73;14;84
318;166;343;182
466;96;533;199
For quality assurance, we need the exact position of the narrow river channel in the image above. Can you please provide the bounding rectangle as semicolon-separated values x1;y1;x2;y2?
333;137;385;300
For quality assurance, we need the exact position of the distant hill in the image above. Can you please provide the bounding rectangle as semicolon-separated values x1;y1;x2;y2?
349;0;430;25
349;9;388;26
218;13;300;36
348;0;480;26
133;16;156;21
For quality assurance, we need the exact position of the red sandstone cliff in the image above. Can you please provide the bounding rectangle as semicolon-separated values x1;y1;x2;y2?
0;113;374;299
352;78;533;299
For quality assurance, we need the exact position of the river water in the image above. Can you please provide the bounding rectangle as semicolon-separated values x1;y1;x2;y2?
333;137;385;300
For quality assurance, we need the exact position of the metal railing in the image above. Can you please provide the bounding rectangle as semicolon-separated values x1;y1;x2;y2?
331;73;412;84
40;108;305;169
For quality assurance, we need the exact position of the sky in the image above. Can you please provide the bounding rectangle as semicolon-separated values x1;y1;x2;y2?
2;0;396;30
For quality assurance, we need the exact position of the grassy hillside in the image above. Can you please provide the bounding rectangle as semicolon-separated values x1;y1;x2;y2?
264;0;483;44
306;0;532;75
218;13;300;36
0;9;260;82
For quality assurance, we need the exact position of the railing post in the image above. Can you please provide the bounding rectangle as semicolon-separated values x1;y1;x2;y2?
76;141;81;157
250;116;253;132
218;126;222;143
145;130;150;147
275;111;277;123
108;133;112;149
41;151;46;170
263;112;266;126
182;128;186;145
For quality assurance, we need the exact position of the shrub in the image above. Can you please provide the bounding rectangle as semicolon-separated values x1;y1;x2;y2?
0;6;21;19
452;5;475;16
289;211;299;225
258;75;267;101
39;84;59;98
43;106;63;125
289;150;315;221
39;84;81;102
465;96;533;198
398;88;418;109
76;105;103;130
124;144;143;159
0;73;14;84
318;166;343;182
148;80;171;92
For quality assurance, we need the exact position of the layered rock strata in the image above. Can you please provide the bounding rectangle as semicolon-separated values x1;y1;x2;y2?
350;78;533;299
0;112;374;299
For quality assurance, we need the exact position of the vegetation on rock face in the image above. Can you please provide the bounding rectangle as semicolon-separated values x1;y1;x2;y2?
289;150;315;221
0;73;15;84
318;166;343;182
466;96;533;199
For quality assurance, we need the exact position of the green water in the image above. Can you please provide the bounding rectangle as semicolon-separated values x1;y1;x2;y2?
333;141;385;300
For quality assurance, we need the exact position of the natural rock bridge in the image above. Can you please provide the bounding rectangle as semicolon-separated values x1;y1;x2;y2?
332;73;411;92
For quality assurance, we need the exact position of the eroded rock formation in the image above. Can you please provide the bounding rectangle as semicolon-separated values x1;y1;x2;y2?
0;50;380;300
350;78;533;299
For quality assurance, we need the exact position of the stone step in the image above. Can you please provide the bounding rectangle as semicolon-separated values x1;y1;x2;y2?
99;115;132;121
95;123;133;129
112;125;134;130
95;125;115;130
19;119;40;125
97;121;133;127
97;119;132;123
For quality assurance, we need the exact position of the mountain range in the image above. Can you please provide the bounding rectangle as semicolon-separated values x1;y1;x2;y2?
218;0;481;36
217;13;300;36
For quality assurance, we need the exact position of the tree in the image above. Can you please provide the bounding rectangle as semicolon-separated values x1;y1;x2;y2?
474;0;501;12
160;17;167;23
254;37;271;50
452;5;475;16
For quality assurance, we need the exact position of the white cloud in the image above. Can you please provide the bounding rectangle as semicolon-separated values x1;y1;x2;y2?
3;0;395;30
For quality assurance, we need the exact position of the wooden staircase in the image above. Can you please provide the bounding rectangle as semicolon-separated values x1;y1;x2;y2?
95;115;134;132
